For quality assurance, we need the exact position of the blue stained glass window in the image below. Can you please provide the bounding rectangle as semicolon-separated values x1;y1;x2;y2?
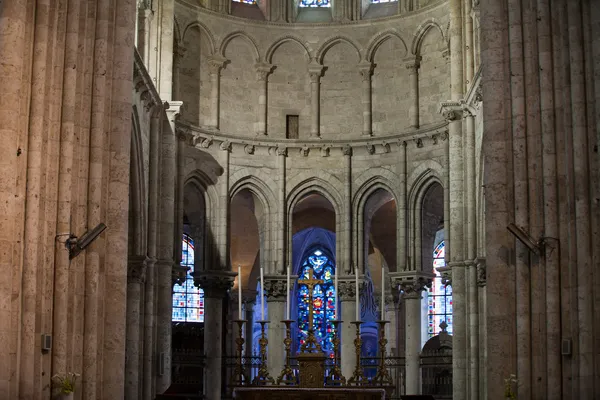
371;0;397;3
426;241;452;337
299;0;330;7
297;249;337;355
172;234;205;323
232;0;257;4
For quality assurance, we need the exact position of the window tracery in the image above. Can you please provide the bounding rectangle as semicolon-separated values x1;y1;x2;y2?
172;234;205;322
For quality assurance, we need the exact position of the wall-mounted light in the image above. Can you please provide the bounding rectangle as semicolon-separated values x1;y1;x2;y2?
66;223;107;259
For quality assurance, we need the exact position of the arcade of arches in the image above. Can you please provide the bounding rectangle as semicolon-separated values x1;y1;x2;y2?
1;0;600;400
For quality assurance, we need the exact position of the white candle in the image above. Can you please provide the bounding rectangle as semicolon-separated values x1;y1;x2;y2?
238;265;242;318
260;266;265;321
381;268;385;321
334;266;339;320
355;265;360;321
286;265;291;320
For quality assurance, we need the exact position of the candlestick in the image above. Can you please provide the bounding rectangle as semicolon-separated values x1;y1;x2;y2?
260;266;264;321
238;265;242;317
231;319;249;386
381;268;385;320
286;265;290;320
276;320;297;385
252;320;275;385
348;320;365;385
326;320;346;386
355;266;360;321
373;320;393;386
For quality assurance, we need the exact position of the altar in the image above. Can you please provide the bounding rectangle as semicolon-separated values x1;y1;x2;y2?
233;387;387;400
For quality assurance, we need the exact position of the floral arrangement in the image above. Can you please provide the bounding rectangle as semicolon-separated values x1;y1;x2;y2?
504;374;518;399
52;372;80;394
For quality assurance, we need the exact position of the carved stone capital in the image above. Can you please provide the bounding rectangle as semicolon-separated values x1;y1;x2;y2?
128;256;148;284
476;257;486;287
439;101;464;122
320;145;330;157
194;271;236;298
263;276;294;300
276;146;287;156
308;62;325;83
244;144;255;155
220;140;232;152
255;63;274;82
301;145;310;157
403;56;421;72
337;279;362;301
358;62;374;81
342;144;352;156
390;271;434;300
366;144;375;154
436;265;452;286
207;56;228;76
242;289;258;305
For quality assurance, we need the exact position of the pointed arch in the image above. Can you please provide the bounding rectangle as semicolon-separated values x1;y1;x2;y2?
219;30;261;62
315;35;362;64
411;19;446;56
182;21;216;55
366;30;408;62
265;35;312;63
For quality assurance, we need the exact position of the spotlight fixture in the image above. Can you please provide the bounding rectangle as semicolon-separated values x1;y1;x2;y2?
506;223;542;256
66;223;107;259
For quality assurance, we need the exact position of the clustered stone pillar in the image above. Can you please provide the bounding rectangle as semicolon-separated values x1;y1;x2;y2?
126;256;148;400
399;280;428;395
264;277;287;379
358;62;374;136
208;56;227;130
405;56;421;129
196;272;235;400
308;63;324;137
338;279;360;380
255;63;274;135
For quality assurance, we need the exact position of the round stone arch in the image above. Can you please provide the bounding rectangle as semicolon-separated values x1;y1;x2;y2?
229;175;277;278
286;178;343;275
407;171;444;272
352;176;399;276
218;30;261;62
365;30;409;63
184;170;219;272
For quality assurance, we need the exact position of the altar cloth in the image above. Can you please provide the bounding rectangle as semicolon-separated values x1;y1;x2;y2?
233;387;386;400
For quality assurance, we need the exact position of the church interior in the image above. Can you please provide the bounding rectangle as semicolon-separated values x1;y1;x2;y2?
1;0;599;399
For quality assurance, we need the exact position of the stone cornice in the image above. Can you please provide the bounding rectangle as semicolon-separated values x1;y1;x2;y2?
177;120;448;157
133;48;163;114
176;0;448;29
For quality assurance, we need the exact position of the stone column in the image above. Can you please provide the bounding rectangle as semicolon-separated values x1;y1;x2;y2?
173;45;186;101
218;141;231;270
338;279;360;380
384;294;398;355
358;62;374;136
343;145;353;275
476;258;487;399
255;63;274;136
126;256;147;400
308;63;324;137
137;4;154;63
277;146;287;274
405;56;421;129
264;277;287;379
196;272;235;400
207;56;227;130
391;274;431;395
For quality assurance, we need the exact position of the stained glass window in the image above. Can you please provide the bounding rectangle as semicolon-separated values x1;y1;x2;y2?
299;0;330;8
297;249;337;355
232;0;257;4
426;241;452;337
370;0;397;3
172;234;205;323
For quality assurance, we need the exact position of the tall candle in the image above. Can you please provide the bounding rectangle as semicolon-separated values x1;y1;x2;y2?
260;266;264;321
381;268;385;320
286;265;291;320
355;265;360;321
238;265;242;318
334;267;339;320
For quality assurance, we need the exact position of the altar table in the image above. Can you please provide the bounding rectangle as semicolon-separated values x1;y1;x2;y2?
233;387;387;400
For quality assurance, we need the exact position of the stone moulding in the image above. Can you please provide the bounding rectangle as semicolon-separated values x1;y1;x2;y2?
133;49;162;113
177;120;449;157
